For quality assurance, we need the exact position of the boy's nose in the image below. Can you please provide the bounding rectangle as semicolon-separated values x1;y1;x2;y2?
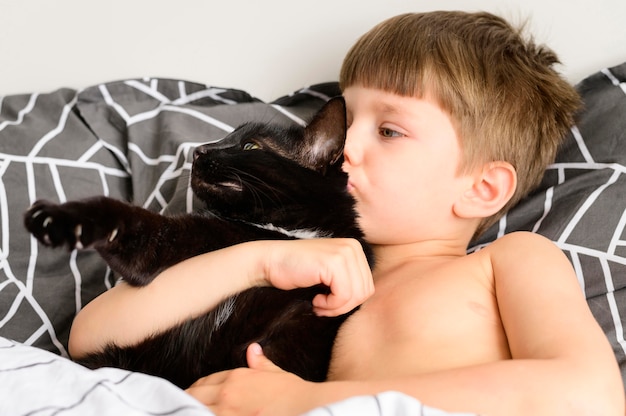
343;125;361;167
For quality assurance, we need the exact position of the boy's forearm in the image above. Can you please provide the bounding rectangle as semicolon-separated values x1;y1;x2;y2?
323;359;624;416
68;237;372;358
317;358;622;416
69;241;268;358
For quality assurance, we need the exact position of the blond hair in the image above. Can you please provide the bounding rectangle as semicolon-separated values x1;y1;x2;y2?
339;11;581;237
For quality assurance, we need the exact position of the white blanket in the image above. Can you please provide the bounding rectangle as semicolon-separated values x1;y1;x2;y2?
0;337;476;416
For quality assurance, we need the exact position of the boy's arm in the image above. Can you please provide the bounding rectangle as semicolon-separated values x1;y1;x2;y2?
68;238;373;358
480;231;623;413
188;232;624;416
363;232;622;414
396;231;622;414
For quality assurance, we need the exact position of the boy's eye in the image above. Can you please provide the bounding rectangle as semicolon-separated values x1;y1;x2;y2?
242;141;261;150
379;127;403;138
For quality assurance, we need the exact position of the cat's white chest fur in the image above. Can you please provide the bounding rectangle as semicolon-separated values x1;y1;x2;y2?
251;223;330;240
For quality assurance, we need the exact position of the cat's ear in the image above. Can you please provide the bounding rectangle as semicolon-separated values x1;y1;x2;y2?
302;97;347;173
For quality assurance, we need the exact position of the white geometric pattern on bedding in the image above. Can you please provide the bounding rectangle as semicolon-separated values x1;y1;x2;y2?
0;59;625;415
0;80;480;416
0;79;323;354
0;88;130;355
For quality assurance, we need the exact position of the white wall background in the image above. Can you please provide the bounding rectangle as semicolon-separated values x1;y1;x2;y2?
1;0;625;101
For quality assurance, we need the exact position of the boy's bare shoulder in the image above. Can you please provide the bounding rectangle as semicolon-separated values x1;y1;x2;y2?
487;230;553;244
476;231;573;286
480;231;561;258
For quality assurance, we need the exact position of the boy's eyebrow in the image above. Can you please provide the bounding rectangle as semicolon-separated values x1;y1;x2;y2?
376;101;419;120
376;101;402;115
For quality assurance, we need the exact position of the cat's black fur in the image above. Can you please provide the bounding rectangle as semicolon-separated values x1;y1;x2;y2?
23;97;373;389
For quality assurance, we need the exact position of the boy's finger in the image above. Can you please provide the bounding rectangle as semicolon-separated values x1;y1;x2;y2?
185;384;219;405
312;293;351;316
246;343;283;372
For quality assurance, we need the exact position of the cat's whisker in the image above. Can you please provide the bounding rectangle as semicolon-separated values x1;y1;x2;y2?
246;185;265;213
236;177;284;213
227;168;291;206
227;172;245;193
228;172;267;213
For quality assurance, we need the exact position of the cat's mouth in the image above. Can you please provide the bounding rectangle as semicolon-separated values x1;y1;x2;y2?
215;181;243;192
191;177;244;195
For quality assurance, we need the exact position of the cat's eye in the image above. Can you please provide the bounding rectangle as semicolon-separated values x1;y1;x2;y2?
242;142;261;150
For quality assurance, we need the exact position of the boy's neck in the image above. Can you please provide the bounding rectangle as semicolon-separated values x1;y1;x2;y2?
367;218;480;278
371;235;470;277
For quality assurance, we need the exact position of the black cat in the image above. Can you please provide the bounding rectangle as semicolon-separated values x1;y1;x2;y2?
23;97;373;389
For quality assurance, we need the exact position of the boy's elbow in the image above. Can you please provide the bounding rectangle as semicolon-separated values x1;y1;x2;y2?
587;382;625;416
68;303;109;359
566;365;624;416
566;391;624;416
67;312;91;359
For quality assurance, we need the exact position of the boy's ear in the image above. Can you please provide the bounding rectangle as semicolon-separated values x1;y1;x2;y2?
453;161;517;220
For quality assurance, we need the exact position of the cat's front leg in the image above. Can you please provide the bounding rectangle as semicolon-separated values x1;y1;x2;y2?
24;198;124;251
24;196;190;286
24;197;171;286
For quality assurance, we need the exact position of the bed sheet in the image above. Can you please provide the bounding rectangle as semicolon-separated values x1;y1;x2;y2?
0;336;476;416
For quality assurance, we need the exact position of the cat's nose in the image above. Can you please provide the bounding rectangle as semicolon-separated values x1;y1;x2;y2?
193;146;208;161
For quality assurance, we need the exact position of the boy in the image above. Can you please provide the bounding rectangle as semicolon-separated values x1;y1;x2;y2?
69;11;624;415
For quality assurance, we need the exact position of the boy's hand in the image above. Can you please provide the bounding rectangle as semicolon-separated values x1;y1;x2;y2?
186;344;319;416
259;238;374;316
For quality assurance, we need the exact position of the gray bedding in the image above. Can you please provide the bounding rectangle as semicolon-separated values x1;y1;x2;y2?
0;61;625;414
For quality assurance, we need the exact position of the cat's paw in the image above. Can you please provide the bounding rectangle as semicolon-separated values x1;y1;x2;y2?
23;200;115;250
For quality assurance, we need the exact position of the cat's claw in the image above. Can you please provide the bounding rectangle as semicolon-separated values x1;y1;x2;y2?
24;199;122;251
24;200;85;250
34;213;54;245
75;224;84;249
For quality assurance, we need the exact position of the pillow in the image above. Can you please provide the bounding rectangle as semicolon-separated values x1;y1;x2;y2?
0;79;339;355
1;63;625;389
472;62;626;384
0;88;129;355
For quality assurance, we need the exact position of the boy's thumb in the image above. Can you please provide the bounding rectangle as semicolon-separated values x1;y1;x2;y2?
246;343;282;372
